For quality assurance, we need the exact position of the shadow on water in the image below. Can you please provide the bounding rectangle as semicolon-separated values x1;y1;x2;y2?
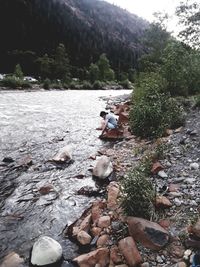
0;89;130;263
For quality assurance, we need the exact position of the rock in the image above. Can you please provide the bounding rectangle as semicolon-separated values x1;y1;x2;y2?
97;234;109;247
97;216;111;228
158;170;168;178
156;255;163;263
52;145;72;163
38;183;54;195
0;252;24;267
110;246;123;265
79;214;92;232
107;182;120;210
93;156;113;179
191;219;200;238
155;196;172;208
174;198;182;207
169;184;180;192
73;248;109;267
77;230;92;245
183;249;192;260
91;201;105;223
18;155;32;166
99;128;124;140
151;162;164;175
184;178;196;184
118;237;142;267
2;157;14;163
190;162;199;170
31;236;63;266
91;227;102;237
158;219;170;230
141;263;150;267
127;217;169;250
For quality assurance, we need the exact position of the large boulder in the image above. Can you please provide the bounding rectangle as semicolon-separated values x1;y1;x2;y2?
52;145;72;163
93;156;113;179
127;217;169;250
30;236;63;266
107;182;120;210
73;248;109;267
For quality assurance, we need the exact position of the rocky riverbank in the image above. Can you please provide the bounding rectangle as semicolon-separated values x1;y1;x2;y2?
0;94;199;267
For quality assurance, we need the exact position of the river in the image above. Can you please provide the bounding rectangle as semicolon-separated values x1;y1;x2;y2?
0;89;130;263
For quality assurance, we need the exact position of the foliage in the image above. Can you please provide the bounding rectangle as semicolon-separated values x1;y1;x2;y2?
161;41;190;96
97;54;115;81
176;0;200;48
130;73;185;138
120;163;155;219
92;80;104;89
14;64;24;79
81;80;92;89
69;81;80;89
2;76;31;89
36;54;54;79
119;79;132;89
43;78;51;90
195;95;200;107
53;43;70;80
89;63;100;83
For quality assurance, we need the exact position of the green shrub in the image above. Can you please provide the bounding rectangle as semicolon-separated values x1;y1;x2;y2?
92;80;104;89
195;95;200;108
81;80;92;89
120;165;155;219
2;76;22;88
69;81;80;89
43;78;51;90
21;80;32;88
119;79;133;89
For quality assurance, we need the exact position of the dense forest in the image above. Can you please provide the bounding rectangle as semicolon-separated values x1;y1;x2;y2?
0;0;149;77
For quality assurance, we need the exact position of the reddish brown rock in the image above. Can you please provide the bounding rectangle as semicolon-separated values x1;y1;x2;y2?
99;129;124;140
107;182;120;210
91;201;105;223
77;230;92;245
38;184;54;195
118;237;142;267
97;216;111;229
79;214;92;232
155;196;172;208
168;242;185;258
91;227;102;237
97;234;109;247
0;252;24;267
73;248;109;267
118;112;129;124
127;217;169;250
110;246;123;265
158;219;170;230
191;219;200;238
169;184;180;192
151;162;164;174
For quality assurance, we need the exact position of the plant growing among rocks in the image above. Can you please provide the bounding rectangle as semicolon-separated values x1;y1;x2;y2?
120;163;155;220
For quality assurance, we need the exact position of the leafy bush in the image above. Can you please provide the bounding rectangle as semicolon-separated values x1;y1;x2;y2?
21;80;32;88
81;80;92;89
43;78;51;90
119;79;133;89
121;164;155;219
2;76;22;88
92;80;104;89
69;81;80;89
130;73;185;138
195;95;200;108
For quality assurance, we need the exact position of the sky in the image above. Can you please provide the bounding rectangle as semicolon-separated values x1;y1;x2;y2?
104;0;182;33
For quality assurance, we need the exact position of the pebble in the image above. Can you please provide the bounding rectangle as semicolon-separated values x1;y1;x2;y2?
184;178;196;184
156;256;163;263
190;162;199;170
158;170;168;178
174;198;182;206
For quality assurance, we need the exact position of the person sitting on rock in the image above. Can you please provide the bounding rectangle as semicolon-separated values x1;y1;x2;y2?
99;111;118;135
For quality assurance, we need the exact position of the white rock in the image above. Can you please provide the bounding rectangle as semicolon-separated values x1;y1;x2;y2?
174;198;182;207
52;145;72;162
158;170;168;178
31;236;62;266
190;162;199;170
93;156;113;179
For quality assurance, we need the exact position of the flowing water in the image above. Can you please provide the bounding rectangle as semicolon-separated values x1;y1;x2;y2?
0;89;130;262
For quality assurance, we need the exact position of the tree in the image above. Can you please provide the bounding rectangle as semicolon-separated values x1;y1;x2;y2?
89;63;100;83
53;43;70;80
97;53;115;81
36;54;54;79
14;63;23;78
161;41;190;96
176;0;200;48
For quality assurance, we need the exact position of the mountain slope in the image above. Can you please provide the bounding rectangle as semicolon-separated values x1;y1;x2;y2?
0;0;149;73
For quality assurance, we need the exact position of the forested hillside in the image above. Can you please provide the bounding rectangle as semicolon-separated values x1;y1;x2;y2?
0;0;148;75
